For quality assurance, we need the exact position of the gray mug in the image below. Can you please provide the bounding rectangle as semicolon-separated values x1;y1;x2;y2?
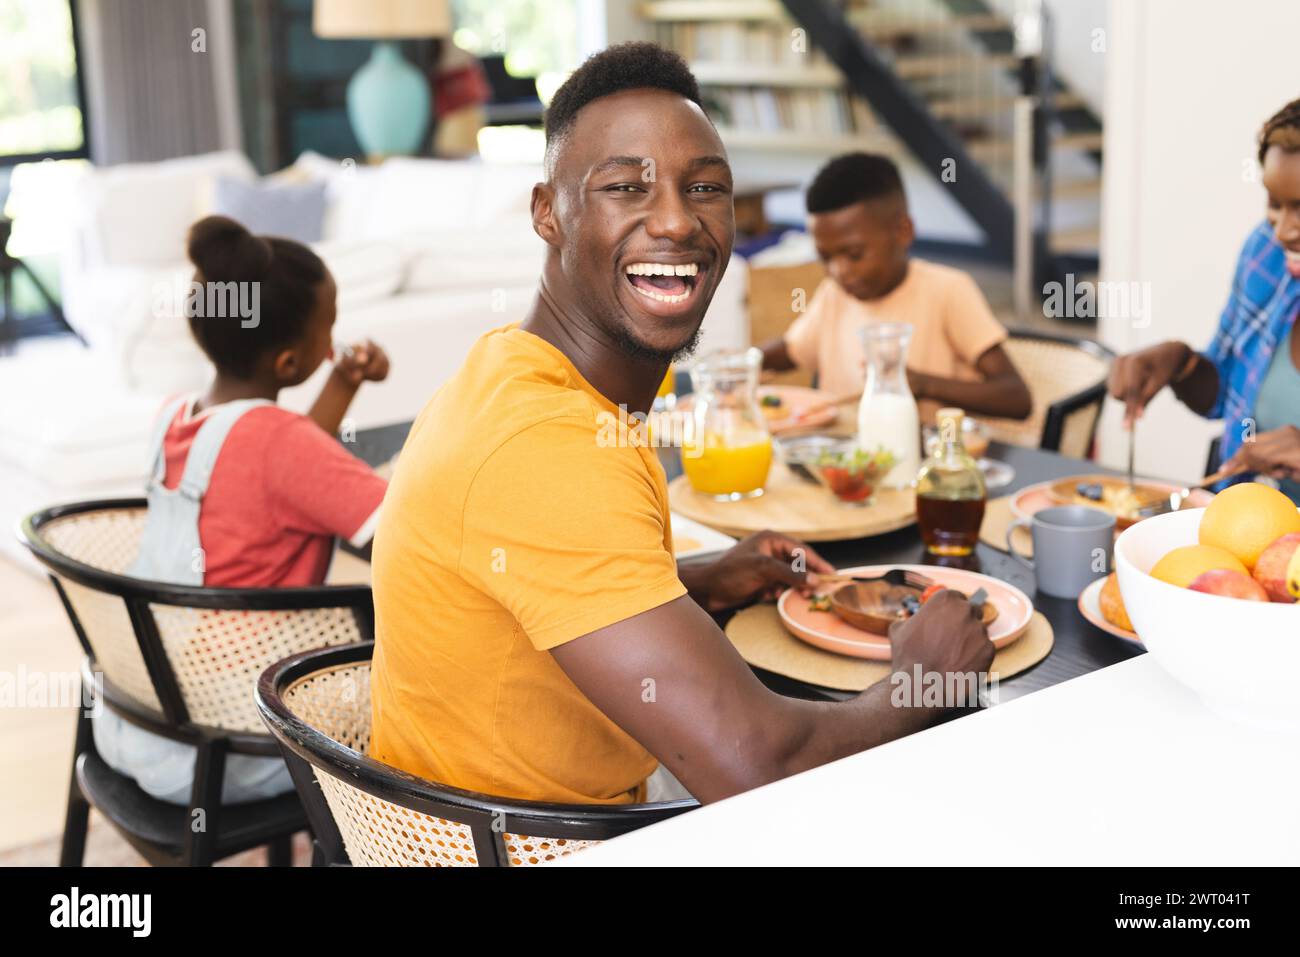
1006;505;1115;599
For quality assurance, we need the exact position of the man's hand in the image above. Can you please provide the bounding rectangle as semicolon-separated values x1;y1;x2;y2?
1107;340;1192;428
1222;425;1300;481
683;530;835;612
332;339;391;386
888;588;994;687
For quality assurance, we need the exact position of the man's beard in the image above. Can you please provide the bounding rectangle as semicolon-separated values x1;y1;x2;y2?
611;321;704;365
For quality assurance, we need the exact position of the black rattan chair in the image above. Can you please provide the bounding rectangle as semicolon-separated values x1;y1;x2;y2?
981;330;1115;458
19;499;375;867
256;642;697;866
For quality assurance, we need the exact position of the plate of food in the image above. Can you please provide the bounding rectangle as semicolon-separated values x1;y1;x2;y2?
670;513;737;561
1077;573;1141;644
1011;474;1215;531
777;564;1034;660
678;385;841;435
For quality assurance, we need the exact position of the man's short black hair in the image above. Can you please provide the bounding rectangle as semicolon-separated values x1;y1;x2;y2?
543;41;703;174
806;152;906;214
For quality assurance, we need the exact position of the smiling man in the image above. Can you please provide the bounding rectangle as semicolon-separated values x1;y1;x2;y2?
369;43;992;807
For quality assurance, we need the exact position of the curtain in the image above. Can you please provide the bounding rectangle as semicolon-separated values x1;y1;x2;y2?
77;0;242;164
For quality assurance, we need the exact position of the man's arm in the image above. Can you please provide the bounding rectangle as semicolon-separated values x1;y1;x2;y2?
550;589;992;804
909;343;1033;420
677;530;835;612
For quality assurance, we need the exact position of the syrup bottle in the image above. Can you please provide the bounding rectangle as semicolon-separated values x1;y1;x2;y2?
916;407;986;556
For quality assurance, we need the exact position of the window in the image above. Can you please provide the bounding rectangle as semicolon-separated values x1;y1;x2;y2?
0;0;87;165
451;0;578;78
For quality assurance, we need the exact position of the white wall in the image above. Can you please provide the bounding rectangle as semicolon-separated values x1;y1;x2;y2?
1096;0;1300;482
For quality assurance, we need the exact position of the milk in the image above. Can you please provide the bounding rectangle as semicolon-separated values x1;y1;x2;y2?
858;391;920;488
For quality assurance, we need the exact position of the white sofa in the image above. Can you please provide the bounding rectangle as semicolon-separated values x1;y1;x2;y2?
0;151;749;565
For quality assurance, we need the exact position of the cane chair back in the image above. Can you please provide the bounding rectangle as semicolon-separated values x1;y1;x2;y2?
981;331;1113;458
259;644;696;867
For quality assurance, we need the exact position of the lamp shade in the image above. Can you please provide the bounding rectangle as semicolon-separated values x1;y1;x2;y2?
314;0;451;39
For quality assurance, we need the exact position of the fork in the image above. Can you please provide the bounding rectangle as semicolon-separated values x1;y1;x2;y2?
816;568;935;589
1132;465;1245;518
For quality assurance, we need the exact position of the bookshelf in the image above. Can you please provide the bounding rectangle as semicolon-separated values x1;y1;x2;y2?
640;0;884;156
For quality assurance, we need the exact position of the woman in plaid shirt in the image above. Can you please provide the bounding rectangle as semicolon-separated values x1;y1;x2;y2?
1109;99;1300;504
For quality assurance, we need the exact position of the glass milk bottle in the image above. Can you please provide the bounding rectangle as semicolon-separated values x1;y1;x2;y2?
916;407;987;556
683;348;773;500
857;323;920;489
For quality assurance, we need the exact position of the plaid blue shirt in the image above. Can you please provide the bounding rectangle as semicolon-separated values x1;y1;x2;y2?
1201;220;1300;484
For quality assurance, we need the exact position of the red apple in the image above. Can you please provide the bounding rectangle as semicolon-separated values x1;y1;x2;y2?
1188;568;1270;602
1251;532;1300;603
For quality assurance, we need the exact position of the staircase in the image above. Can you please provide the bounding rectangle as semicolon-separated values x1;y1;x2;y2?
782;0;1104;285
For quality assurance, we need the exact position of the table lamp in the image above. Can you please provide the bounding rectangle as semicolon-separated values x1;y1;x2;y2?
313;0;452;158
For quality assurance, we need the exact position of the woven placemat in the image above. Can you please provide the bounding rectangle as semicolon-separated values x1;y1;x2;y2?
979;494;1032;556
724;603;1054;692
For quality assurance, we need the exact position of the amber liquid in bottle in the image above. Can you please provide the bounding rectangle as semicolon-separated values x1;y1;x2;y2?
916;408;987;556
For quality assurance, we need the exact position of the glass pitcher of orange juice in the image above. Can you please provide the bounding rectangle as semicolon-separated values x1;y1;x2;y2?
682;348;773;500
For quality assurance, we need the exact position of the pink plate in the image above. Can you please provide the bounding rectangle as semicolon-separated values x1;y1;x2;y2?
777;564;1035;660
1010;476;1214;525
1076;576;1142;646
678;385;838;435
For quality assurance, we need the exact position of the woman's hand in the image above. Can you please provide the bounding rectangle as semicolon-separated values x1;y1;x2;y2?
1221;425;1300;481
1107;340;1193;427
681;530;836;613
332;339;390;386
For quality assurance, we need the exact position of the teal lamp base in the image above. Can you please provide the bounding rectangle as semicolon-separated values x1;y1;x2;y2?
347;42;432;158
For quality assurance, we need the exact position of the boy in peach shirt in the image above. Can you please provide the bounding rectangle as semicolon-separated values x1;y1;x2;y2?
760;152;1031;426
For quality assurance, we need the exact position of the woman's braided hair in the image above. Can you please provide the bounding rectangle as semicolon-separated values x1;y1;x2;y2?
1259;97;1300;164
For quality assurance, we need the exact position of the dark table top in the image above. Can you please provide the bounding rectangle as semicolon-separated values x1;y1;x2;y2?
352;421;1143;705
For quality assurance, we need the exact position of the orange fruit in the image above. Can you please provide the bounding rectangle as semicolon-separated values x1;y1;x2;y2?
1198;482;1300;570
1150;544;1247;588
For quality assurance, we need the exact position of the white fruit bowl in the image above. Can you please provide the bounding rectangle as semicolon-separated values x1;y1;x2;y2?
1114;507;1300;732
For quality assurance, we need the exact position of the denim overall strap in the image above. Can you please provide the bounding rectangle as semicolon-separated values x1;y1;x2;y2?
143;396;191;489
127;398;272;585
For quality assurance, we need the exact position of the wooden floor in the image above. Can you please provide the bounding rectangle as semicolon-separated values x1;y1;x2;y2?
0;555;83;852
0;550;371;861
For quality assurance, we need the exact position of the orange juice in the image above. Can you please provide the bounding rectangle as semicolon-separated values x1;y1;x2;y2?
683;433;773;498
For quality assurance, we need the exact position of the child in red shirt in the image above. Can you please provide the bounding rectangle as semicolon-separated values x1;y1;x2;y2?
95;215;390;804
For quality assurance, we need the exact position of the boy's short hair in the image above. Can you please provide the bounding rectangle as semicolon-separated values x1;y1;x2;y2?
806;152;906;214
543;42;703;176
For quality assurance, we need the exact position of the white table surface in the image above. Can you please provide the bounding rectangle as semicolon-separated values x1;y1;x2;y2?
563;655;1300;866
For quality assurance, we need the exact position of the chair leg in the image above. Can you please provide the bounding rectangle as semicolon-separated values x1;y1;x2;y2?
59;774;91;867
60;694;94;866
183;739;227;866
266;834;293;867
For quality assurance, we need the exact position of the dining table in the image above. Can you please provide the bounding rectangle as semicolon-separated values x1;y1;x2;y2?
349;421;1144;706
349;421;1298;867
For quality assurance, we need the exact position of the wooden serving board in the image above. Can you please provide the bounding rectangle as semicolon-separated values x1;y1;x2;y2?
668;460;916;542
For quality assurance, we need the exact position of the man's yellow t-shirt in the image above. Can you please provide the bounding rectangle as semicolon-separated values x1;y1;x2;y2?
369;325;686;805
